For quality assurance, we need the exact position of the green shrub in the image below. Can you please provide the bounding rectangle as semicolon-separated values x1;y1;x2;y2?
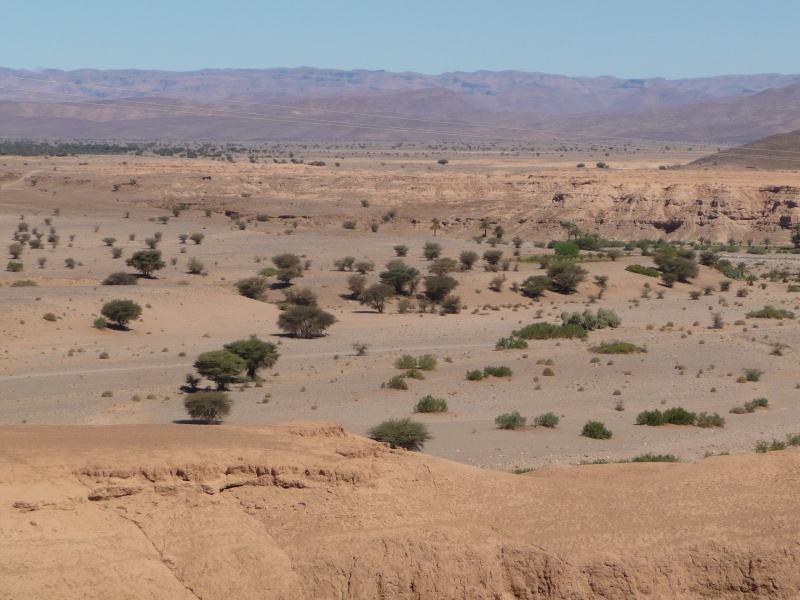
561;308;621;330
663;406;697;425
743;368;764;382
744;397;769;412
582;421;612;439
625;264;660;277
42;312;57;322
787;433;800;447
696;412;726;428
483;365;513;378
416;354;437;371
405;369;425;380
466;370;484;381
788;285;800;292
630;453;679;463
553;241;579;258
367;418;431;451
342;220;357;229
93;317;108;329
382;375;409;390
746;306;795;319
755;439;786;453
496;336;528;350
7;261;23;272
512;322;587;340
183;391;232;424
590;340;646;354
495;411;527;429
102;271;138;285
395;354;417;369
414;395;448;413
533;412;560;428
11;279;37;287
636;410;666;426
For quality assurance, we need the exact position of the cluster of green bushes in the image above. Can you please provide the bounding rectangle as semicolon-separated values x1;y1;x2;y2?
730;397;769;414
745;306;795;320
466;365;513;380
561;308;620;330
636;407;725;428
625;264;660;277
755;434;800;453
495;411;560;430
512;322;587;340
495;336;528;350
590;340;646;354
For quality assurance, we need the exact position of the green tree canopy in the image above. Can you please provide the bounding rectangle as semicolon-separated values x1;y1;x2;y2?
100;299;142;328
223;336;279;380
125;249;165;276
194;350;246;390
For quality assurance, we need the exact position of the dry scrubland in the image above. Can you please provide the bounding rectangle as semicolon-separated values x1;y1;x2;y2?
3;147;800;598
2;147;800;471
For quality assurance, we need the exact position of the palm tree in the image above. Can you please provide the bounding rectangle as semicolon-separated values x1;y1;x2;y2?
480;218;491;237
430;218;441;236
493;225;504;240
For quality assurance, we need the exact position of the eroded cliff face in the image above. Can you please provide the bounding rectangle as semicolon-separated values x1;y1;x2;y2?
3;423;799;599
19;160;800;243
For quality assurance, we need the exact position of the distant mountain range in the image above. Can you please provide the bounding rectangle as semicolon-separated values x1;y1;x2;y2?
2;67;800;142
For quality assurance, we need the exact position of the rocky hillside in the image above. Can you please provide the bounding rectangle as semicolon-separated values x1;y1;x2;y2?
2;423;799;599
690;128;800;170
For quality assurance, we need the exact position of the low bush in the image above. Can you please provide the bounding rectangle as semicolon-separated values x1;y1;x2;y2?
743;368;764;382
744;397;769;412
755;439;787;453
382;375;409;390
395;354;418;369
625;265;660;277
496;336;528;350
533;412;560;428
630;453;680;463
696;412;726;428
466;370;484;381
414;395;448;413
483;365;513;378
183;391;232;424
746;306;795;319
93;317;108;329
663;406;697;425
417;354;438;371
495;411;527;429
512;322;587;340
102;272;138;285
561;308;621;330
367;418;431;451
590;340;646;354
582;421;612;439
636;410;666;426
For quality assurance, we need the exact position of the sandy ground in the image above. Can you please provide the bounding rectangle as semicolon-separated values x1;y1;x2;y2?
1;422;799;598
2;152;800;471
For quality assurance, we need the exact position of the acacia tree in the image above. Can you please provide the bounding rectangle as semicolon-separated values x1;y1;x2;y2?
277;306;337;338
547;263;588;294
125;249;165;277
100;299;142;329
272;253;303;285
224;336;279;380
184;391;232;424
360;283;394;313
194;350;246;390
380;260;420;295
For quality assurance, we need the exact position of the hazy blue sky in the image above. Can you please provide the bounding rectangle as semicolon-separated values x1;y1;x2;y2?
5;0;799;78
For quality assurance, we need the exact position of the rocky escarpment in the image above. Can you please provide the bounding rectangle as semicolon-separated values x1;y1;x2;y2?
2;423;800;599
17;161;800;243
